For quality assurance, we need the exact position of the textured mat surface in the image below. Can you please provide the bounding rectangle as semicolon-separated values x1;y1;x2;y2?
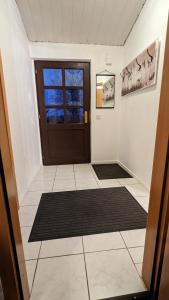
92;163;132;179
29;187;147;242
100;291;151;300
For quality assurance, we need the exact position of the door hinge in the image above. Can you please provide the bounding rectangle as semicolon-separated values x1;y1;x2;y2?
38;114;41;120
35;69;37;74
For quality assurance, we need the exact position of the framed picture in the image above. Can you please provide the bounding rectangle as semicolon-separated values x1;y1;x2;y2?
96;74;115;108
121;40;160;96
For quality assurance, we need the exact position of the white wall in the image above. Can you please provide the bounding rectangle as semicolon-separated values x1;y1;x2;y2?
0;0;42;203
29;43;124;163
119;0;169;189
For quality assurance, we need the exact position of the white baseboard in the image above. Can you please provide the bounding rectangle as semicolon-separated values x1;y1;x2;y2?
19;164;42;205
91;160;118;165
117;160;149;191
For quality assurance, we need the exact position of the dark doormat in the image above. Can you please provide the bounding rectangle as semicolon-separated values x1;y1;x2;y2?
92;163;132;180
99;291;151;300
29;187;147;242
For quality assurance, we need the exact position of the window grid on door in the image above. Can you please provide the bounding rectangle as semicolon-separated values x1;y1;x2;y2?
43;68;84;124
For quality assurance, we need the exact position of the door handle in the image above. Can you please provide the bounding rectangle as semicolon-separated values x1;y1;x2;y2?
84;111;88;124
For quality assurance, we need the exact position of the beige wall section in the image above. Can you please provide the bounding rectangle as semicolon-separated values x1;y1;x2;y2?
119;0;169;189
0;0;42;203
29;42;124;164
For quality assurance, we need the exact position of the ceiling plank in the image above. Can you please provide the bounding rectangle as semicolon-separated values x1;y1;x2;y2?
16;0;147;46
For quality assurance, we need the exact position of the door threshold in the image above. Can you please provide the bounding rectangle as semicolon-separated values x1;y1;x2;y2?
99;291;151;300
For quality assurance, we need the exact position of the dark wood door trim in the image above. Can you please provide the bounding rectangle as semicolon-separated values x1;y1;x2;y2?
35;60;91;165
157;159;169;300
0;170;21;300
142;14;169;294
0;53;29;299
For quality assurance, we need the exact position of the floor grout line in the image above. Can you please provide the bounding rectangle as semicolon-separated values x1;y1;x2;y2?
128;245;145;249
73;164;77;190
52;166;58;191
24;238;146;262
26;258;39;262
26;246;129;262
119;232;144;280
82;237;91;300
20;204;40;207
20;204;39;208
33;252;84;260
30;241;42;294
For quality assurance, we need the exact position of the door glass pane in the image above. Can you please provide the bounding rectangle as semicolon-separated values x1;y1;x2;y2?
66;89;83;106
44;89;64;106
46;109;64;124
65;69;83;87
43;69;62;86
66;108;83;123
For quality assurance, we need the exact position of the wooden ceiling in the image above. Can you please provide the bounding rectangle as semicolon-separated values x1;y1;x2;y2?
16;0;147;46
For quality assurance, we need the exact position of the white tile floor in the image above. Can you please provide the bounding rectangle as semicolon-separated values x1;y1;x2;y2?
19;164;150;299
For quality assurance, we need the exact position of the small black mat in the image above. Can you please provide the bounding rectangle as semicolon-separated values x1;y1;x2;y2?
29;187;147;242
100;291;150;300
92;163;132;180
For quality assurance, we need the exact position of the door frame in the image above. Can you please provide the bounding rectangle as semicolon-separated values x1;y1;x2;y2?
0;167;19;300
0;52;29;299
142;14;169;298
157;158;169;300
34;60;91;165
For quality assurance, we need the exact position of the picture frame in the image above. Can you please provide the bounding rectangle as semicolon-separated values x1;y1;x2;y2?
121;40;160;96
96;74;115;108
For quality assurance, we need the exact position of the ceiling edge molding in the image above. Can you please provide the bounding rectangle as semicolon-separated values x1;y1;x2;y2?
14;0;30;41
123;0;147;46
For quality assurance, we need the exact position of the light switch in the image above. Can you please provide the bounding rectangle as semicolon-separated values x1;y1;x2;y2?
96;115;101;120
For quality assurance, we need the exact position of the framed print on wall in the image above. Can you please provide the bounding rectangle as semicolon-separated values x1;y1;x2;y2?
121;40;160;96
96;74;115;108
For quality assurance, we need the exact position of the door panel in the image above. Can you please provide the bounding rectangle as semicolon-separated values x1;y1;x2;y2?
47;128;86;163
35;61;90;165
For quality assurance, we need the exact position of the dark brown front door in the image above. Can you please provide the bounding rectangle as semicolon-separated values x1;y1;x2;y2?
35;61;91;165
